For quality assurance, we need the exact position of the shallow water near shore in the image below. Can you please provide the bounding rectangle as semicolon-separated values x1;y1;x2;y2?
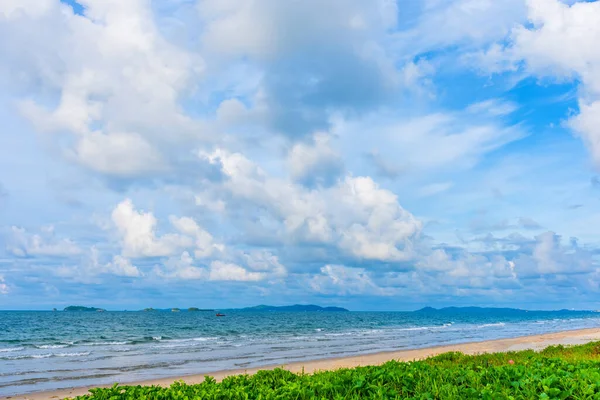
1;310;600;396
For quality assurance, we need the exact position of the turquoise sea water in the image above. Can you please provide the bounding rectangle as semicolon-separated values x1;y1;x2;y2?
1;310;599;396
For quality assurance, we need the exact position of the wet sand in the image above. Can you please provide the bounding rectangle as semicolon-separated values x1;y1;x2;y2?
5;327;600;400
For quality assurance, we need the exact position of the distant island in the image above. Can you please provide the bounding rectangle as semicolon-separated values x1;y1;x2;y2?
230;304;349;312
63;306;106;312
60;304;348;312
134;305;348;312
414;306;593;314
141;307;214;312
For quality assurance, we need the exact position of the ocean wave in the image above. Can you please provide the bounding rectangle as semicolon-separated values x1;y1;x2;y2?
1;351;90;360
324;332;355;337
163;337;218;343
0;346;24;353
56;352;91;357
112;347;132;352
396;327;430;332
34;344;69;349
477;322;506;328
84;341;129;346
128;336;172;344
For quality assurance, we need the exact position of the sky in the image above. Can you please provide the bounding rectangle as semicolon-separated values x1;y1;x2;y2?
1;0;600;311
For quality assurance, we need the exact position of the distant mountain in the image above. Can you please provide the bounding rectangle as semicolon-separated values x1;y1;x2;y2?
63;306;106;312
231;304;349;312
141;307;214;312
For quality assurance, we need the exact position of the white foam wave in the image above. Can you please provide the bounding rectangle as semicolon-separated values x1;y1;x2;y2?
56;352;90;357
324;332;354;337
3;353;52;360
30;354;53;359
162;337;218;344
85;341;128;346
3;351;90;360
0;347;24;353
396;327;430;332
35;344;69;349
477;322;506;328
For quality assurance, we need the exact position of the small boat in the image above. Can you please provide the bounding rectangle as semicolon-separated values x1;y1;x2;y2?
215;313;226;317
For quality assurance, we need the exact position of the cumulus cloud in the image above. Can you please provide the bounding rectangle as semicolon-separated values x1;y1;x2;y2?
288;132;343;186
201;149;422;262
7;226;81;257
209;261;265;282
155;249;286;282
111;199;222;259
310;264;392;296
103;255;142;278
54;246;142;282
0;0;204;179
515;231;596;277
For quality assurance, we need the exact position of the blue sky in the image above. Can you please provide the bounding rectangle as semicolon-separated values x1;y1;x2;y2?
1;0;600;311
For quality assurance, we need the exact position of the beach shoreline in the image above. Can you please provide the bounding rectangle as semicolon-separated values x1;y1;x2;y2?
5;327;600;400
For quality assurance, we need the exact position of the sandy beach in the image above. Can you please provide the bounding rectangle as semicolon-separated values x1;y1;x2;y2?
4;327;600;400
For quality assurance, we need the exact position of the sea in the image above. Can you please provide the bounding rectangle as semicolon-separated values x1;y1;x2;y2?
1;309;600;396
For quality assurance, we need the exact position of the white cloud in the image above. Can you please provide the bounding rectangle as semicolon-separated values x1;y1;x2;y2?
339;106;526;173
242;250;287;277
111;199;188;258
0;275;8;295
201;149;422;262
0;0;54;19
111;199;221;258
103;255;142;278
417;249;517;282
169;216;223;258
474;0;600;168
157;251;206;280
209;260;265;282
394;0;527;55
522;231;595;276
155;250;285;282
55;246;143;282
67;131;166;177
288;132;343;186
7;226;81;257
310;264;392;296
569;100;600;167
0;0;204;177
